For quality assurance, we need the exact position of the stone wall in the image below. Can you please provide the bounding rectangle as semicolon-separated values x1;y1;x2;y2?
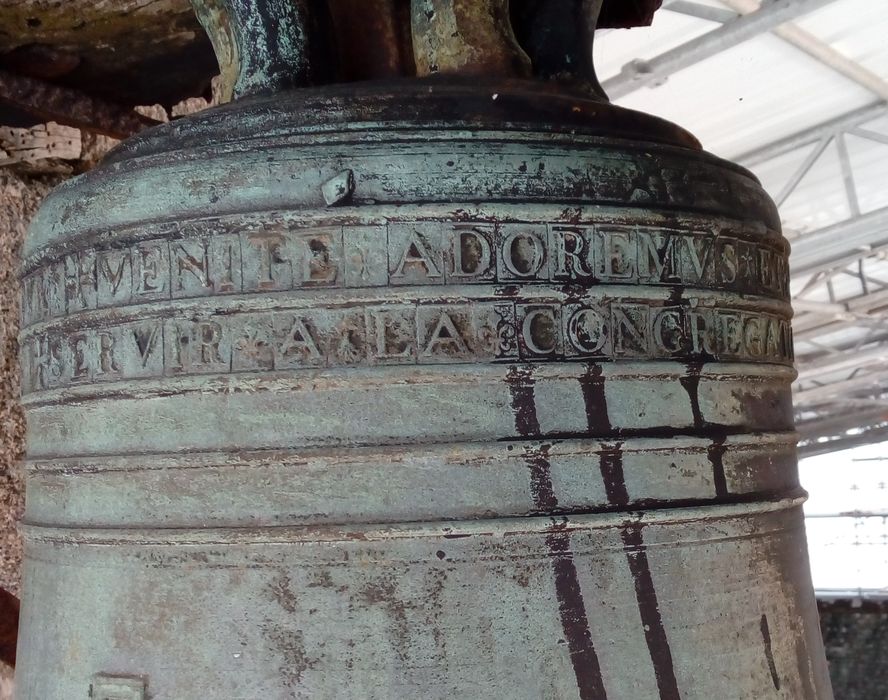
820;599;888;700
0;168;63;698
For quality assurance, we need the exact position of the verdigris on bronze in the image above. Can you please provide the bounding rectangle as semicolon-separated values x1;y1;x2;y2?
15;1;832;698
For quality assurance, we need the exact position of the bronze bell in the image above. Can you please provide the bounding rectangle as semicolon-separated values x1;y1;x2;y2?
15;1;832;697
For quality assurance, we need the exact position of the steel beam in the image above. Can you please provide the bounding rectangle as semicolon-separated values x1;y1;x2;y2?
798;422;888;457
603;0;838;99
795;372;888;406
737;102;888;166
722;0;888;103
664;1;739;24
796;343;888;381
789;206;888;277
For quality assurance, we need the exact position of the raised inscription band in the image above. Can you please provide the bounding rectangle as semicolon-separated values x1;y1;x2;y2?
19;287;793;394
20;216;789;330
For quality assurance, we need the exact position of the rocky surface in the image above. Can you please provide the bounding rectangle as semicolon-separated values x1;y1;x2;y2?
0;167;62;700
0;169;61;597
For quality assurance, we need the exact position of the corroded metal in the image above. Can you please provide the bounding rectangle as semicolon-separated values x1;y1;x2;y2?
191;0;334;99
511;0;606;97
328;0;414;81
411;0;531;78
15;3;832;699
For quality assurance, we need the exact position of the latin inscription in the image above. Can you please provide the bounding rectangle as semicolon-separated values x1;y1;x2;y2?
21;299;793;393
21;222;789;327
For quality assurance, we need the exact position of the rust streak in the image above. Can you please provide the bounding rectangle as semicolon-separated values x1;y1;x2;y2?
601;450;680;699
622;524;682;700
505;364;541;437
507;365;607;699
708;436;729;498
547;530;609;700
578;363;611;434
760;613;781;690
599;444;628;506
525;443;559;512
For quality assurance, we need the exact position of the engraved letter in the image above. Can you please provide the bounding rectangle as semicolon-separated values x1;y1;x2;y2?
598;229;635;280
135;244;166;295
248;232;291;290
653;308;684;353
175;241;211;290
719;313;743;355
552;228;590;279
302;235;339;284
451;229;492;278
743;316;764;358
612;305;648;355
197;322;223;364
97;332;120;374
688;311;716;356
369;309;415;360
72;334;90;378
279;317;322;361
683;237;713;282
637;231;676;283
392;231;442;279
522;307;558;355
720;241;738;284
134;324;161;368
422;311;469;357
503;230;546;278
567;308;608;354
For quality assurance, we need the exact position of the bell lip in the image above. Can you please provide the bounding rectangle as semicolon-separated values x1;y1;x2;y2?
104;77;703;164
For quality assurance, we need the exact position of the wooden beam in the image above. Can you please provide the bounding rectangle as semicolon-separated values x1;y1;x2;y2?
0;70;159;139
0;588;18;668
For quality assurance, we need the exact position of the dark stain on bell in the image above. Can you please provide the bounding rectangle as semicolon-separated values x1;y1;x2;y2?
599;444;628;507
506;364;541;437
525;443;559;512
680;360;731;499
507;365;607;699
679;360;705;430
579;363;612;434
708;435;729;498
547;529;610;700
622;523;682;700
601;451;681;699
760;613;781;690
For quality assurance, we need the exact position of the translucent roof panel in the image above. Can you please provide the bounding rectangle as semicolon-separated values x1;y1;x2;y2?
595;0;882;158
795;0;888;77
595;0;888;457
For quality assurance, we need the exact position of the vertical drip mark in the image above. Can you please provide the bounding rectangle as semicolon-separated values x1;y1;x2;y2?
506;364;607;699
525;443;559;512
600;450;681;700
707;435;729;498
621;524;682;700
760;614;781;691
599;444;628;508
506;364;541;437
678;360;704;430
547;530;609;700
681;362;732;500
578;363;611;433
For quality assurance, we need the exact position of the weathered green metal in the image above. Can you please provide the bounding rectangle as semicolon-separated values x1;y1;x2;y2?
511;0;607;97
191;0;334;100
15;3;832;699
